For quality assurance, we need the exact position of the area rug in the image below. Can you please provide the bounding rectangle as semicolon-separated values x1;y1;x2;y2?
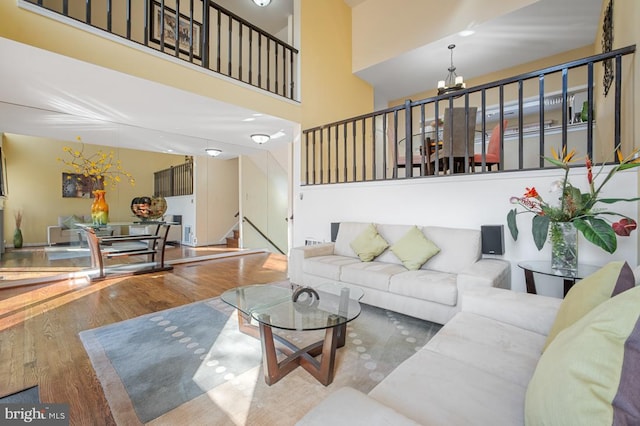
0;386;39;403
80;292;442;425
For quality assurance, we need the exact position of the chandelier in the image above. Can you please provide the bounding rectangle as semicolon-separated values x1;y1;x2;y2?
252;0;272;6
437;44;466;95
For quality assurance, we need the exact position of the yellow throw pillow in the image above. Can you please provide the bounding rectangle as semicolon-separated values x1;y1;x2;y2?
390;226;440;270
525;285;640;425
349;223;389;262
543;261;634;351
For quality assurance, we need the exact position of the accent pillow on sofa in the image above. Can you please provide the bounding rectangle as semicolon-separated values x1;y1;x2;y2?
59;214;84;230
390;226;440;270
543;261;634;350
349;223;389;262
525;285;640;425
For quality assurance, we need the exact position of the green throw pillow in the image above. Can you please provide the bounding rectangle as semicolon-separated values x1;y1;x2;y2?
543;261;634;351
525;285;640;425
60;214;83;230
349;223;389;262
390;226;440;270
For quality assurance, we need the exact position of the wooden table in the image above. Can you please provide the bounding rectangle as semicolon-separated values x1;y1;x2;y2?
79;222;174;280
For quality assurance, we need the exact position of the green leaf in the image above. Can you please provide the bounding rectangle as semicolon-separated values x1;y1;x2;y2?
597;196;640;204
507;209;519;240
532;215;550;250
573;217;617;254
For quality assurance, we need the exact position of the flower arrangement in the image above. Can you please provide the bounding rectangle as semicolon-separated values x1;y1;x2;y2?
58;137;135;190
507;146;640;254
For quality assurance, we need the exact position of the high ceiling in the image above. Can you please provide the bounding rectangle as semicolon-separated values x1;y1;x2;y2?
0;0;603;159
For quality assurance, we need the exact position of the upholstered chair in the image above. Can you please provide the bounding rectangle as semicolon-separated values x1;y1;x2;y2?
430;107;478;173
473;119;508;171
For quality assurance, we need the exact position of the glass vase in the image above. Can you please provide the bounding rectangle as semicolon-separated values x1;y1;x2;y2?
91;189;109;225
550;222;578;273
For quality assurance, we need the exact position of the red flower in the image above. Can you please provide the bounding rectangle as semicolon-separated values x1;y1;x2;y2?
612;218;638;237
585;156;593;184
524;187;539;198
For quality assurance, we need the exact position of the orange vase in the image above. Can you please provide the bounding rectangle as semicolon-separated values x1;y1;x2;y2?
91;189;109;225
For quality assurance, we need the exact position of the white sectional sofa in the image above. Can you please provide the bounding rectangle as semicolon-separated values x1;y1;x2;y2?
297;261;640;425
289;222;510;324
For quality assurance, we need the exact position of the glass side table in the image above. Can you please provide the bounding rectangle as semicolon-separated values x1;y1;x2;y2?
517;261;601;297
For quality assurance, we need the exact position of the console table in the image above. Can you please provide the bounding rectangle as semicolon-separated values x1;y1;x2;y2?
79;222;174;280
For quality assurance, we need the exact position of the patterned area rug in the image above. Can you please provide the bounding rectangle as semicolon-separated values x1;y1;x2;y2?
80;293;441;425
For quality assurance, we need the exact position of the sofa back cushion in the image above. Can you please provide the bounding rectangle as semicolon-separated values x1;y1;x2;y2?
421;226;481;273
374;224;415;265
334;222;374;258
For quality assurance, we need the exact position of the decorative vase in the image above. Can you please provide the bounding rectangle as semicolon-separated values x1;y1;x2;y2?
13;228;23;249
550;222;578;272
91;189;109;225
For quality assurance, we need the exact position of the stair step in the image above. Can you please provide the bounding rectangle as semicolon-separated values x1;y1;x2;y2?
233;229;240;239
226;237;239;248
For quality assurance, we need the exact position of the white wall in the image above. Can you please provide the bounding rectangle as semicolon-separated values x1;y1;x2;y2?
292;167;639;298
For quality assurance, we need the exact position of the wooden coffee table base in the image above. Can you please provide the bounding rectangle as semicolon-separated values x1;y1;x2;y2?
236;311;346;386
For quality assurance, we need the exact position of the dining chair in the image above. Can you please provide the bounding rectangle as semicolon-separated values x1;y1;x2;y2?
473;119;508;171
430;107;477;174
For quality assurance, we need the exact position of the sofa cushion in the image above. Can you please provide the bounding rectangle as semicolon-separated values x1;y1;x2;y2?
334;222;372;258
544;261;634;350
349;223;389;261
59;214;84;230
426;312;546;387
369;347;527;425
525;285;640;425
421;226;481;273
339;261;406;292
389;226;440;270
303;255;361;281
389;270;457;306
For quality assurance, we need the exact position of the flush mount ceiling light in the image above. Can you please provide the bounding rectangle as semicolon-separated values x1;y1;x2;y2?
205;148;222;157
251;134;270;144
252;0;271;6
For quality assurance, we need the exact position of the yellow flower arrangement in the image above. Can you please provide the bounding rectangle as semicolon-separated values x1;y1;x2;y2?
58;137;135;189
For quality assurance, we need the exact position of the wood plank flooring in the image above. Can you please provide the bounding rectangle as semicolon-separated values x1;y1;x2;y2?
0;252;288;425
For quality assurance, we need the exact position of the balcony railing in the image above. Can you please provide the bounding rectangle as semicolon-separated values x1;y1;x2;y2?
22;0;299;101
302;45;635;185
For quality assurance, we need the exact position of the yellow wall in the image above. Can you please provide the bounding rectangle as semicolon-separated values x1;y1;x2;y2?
300;0;374;128
3;134;183;245
0;1;301;123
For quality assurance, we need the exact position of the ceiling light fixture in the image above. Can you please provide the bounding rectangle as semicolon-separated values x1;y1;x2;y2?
252;0;271;6
205;148;222;157
251;134;270;144
437;44;466;95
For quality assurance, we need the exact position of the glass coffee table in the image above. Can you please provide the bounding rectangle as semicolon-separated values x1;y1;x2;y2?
221;283;363;386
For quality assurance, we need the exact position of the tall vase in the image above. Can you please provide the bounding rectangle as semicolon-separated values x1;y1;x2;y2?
550;222;578;272
13;228;23;249
92;189;109;225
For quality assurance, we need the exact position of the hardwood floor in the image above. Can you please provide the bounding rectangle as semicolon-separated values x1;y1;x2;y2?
0;252;288;425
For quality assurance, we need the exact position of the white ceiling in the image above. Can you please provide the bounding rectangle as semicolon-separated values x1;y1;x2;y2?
0;0;603;159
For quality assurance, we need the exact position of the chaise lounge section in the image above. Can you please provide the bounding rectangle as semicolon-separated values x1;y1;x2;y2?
290;222;510;324
297;261;640;425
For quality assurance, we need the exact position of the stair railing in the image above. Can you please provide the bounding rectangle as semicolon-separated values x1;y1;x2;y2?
21;0;299;101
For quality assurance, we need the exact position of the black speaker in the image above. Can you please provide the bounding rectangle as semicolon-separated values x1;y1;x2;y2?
330;222;340;242
481;225;505;255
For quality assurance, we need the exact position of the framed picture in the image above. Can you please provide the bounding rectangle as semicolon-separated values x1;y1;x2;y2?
150;1;202;59
62;173;102;198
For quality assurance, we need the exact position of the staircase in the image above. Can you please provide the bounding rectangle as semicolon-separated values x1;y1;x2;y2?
226;229;239;248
